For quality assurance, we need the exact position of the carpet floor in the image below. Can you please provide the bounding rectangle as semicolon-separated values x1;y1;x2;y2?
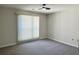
0;39;78;55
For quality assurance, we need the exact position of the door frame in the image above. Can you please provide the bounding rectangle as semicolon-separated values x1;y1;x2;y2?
16;14;40;44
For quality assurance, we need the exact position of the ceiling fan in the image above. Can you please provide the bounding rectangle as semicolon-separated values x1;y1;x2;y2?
38;4;51;10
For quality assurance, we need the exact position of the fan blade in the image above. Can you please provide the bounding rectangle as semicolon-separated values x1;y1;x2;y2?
39;7;45;10
45;7;51;10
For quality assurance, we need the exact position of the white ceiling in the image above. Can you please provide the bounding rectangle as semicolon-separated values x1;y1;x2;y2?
0;4;79;14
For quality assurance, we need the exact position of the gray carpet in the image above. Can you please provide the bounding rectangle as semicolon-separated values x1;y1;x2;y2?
0;39;78;55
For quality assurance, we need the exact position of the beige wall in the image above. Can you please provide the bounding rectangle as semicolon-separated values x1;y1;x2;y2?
0;7;47;47
47;7;79;47
1;5;79;48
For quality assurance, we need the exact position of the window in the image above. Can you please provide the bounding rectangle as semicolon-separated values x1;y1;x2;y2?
18;15;39;41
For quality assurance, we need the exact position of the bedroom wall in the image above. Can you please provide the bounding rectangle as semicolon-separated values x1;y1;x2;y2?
47;7;79;47
0;6;47;48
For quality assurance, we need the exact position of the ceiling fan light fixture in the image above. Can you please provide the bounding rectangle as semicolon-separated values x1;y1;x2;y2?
32;4;51;11
40;4;51;10
42;8;46;10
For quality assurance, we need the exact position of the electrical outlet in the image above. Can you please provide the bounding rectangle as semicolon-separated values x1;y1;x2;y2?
72;39;74;41
77;39;79;42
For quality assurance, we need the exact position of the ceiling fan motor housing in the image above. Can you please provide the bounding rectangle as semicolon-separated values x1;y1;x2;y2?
43;4;46;6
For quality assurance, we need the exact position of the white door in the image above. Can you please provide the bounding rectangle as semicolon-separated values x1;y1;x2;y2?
18;15;39;41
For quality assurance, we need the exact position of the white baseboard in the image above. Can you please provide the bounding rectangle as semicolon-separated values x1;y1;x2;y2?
48;37;78;48
0;43;16;48
0;38;78;48
39;35;48;39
